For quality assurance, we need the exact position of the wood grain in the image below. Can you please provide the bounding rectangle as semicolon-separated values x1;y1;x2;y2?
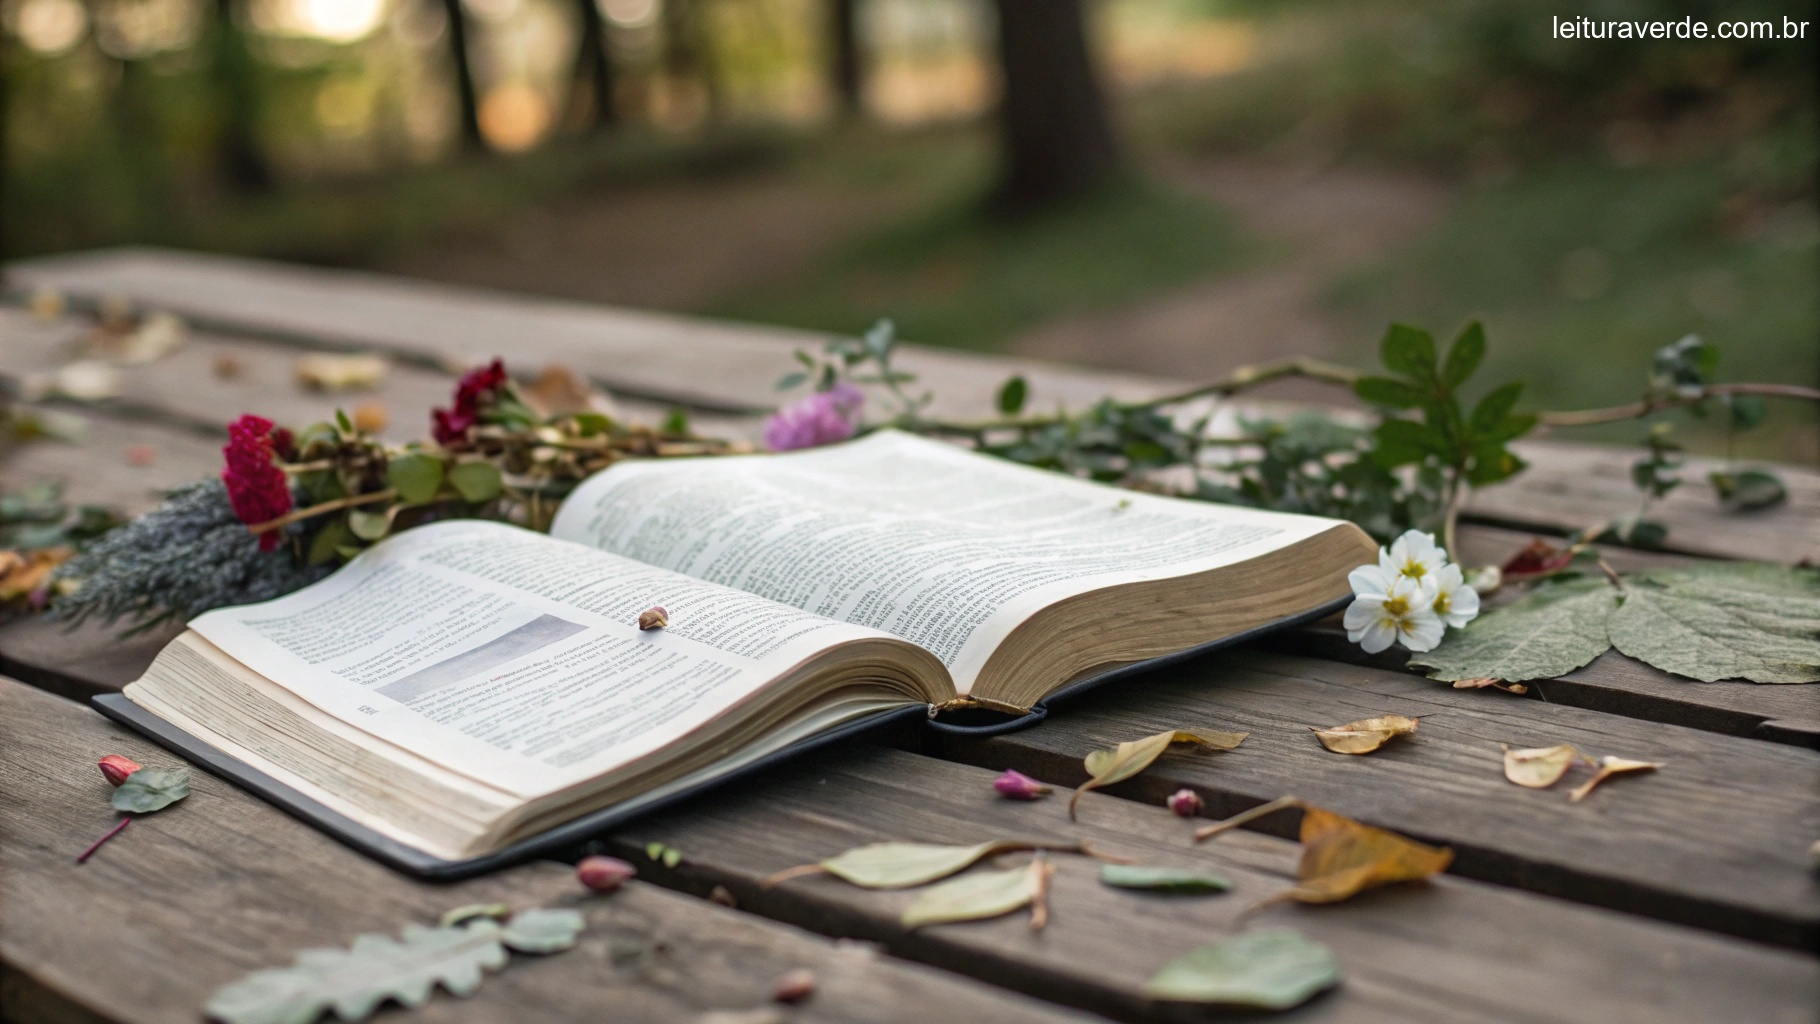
0;679;1103;1024
930;649;1820;949
599;744;1819;1024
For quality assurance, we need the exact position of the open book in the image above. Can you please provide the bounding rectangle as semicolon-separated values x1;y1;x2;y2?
102;431;1375;875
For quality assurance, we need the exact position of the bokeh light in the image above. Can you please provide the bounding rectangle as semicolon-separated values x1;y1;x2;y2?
12;0;88;54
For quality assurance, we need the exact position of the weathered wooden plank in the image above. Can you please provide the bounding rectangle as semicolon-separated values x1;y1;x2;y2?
599;745;1819;1024
0;679;1105;1024
930;650;1820;949
6;247;1168;418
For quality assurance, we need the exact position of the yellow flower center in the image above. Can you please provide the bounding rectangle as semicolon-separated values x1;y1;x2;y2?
1433;591;1452;616
1383;595;1409;617
1402;560;1427;579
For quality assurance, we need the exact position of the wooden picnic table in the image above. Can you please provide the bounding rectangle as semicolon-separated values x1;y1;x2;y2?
2;247;1817;1024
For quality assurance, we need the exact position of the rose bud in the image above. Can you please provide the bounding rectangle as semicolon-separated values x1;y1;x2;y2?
771;968;816;1005
1167;788;1203;818
576;855;637;893
637;606;669;631
992;769;1052;801
98;754;142;788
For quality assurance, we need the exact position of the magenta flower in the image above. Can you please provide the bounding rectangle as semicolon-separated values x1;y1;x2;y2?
1167;788;1204;818
222;414;292;551
993;769;1052;801
432;358;509;447
763;382;863;452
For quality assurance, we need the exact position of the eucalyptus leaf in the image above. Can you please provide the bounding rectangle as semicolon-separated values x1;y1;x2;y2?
900;864;1038;928
498;908;585;954
111;766;190;813
1143;930;1340;1008
1608;564;1820;683
386;454;444;505
1409;577;1618;683
448;462;504;503
1099;863;1231;894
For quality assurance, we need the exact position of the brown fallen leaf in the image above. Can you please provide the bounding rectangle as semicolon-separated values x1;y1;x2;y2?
212;353;244;379
1310;714;1419;755
1195;797;1453;905
0;548;72;602
1568;756;1660;802
351;402;389;435
1501;743;1586;789
295;353;386;391
522;364;614;418
1452;677;1530;695
1070;729;1247;819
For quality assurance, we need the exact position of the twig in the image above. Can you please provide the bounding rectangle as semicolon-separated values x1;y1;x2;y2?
1537;383;1820;427
1028;855;1054;932
247;489;397;536
76;818;130;863
1194;796;1305;842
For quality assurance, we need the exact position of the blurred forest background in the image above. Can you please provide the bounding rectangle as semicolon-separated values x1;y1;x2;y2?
4;0;1817;459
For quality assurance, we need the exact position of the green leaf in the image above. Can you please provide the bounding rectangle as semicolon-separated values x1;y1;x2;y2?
498;909;585;954
205;921;514;1024
901;863;1039;928
307;519;354;567
1465;442;1527;486
1072;729;1245;818
334;409;354;434
1726;395;1768;431
1380;324;1438;384
775;371;808;391
1408;577;1619;683
111;766;190;813
817;841;1031;890
569;413;612;437
448;462;503;504
644;842;682;868
1440;322;1486;390
1143;930;1340;1008
1353;376;1429;409
1709;469;1786;511
1099;864;1232;894
347;510;391;542
1371;418;1445;468
997;375;1028;416
386;454;444;505
660;407;690;435
1608;564;1820;683
1468;382;1525;440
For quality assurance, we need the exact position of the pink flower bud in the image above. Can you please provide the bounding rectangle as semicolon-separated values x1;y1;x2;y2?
992;769;1052;801
576;855;636;893
98;754;142;787
1167;788;1203;818
771;968;816;1004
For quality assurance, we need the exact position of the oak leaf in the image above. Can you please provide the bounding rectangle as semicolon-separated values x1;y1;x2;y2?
1310;714;1419;754
1071;729;1246;819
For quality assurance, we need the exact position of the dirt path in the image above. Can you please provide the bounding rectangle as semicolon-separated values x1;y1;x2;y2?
1009;159;1451;389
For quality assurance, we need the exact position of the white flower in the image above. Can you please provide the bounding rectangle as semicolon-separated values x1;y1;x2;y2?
1344;569;1444;654
1428;562;1481;629
1381;529;1448;586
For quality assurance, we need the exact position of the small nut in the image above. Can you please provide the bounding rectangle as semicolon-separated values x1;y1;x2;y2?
1166;788;1203;818
576;855;637;893
638;606;669;631
770;968;816;1005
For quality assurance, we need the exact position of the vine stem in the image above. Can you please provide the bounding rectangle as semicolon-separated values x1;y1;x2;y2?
76;818;130;863
248;489;397;536
1534;383;1820;427
1441;469;1464;561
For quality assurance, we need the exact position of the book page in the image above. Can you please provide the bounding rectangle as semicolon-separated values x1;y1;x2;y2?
187;520;903;797
551;430;1343;692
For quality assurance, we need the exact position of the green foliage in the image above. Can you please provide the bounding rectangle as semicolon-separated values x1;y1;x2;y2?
203;910;584;1024
0;482;124;551
1143;930;1340;1009
111;766;191;814
1098;863;1232;894
386;453;445;505
1408;577;1619;683
1358;322;1534;488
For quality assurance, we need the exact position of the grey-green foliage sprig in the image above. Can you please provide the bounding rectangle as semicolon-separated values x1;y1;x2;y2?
50;479;330;633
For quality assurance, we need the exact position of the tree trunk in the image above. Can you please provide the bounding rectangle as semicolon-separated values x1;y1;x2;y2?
827;0;862;117
211;0;273;194
437;0;486;152
990;0;1120;212
564;0;616;130
661;0;722;122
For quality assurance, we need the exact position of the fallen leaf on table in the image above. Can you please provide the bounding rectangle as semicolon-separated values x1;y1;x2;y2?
1310;714;1419;754
1408;576;1618;684
644;841;683;868
295;353;387;392
764;839;1075;890
1452;677;1529;695
107;311;187;364
1499;538;1579;581
1607;564;1820;684
54;360;123;401
351;402;389;435
111;766;190;813
1071;729;1246;819
438;904;510;928
522;364;615;418
1099;863;1231;894
1501;743;1585;789
0;547;71;602
1568;756;1660;802
1195;797;1452;905
497;908;585;953
901;859;1045;929
1142;929;1340;1008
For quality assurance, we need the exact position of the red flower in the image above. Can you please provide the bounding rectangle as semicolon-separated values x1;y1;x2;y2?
222;414;293;551
431;359;508;447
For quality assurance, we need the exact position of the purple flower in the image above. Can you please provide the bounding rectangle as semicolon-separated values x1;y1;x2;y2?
993;769;1052;801
1167;788;1204;817
763;383;864;452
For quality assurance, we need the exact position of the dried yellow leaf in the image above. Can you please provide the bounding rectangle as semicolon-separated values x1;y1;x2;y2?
1501;743;1584;789
295;353;387;391
1195;797;1453;905
1310;714;1419;755
1568;756;1660;803
1070;729;1246;819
